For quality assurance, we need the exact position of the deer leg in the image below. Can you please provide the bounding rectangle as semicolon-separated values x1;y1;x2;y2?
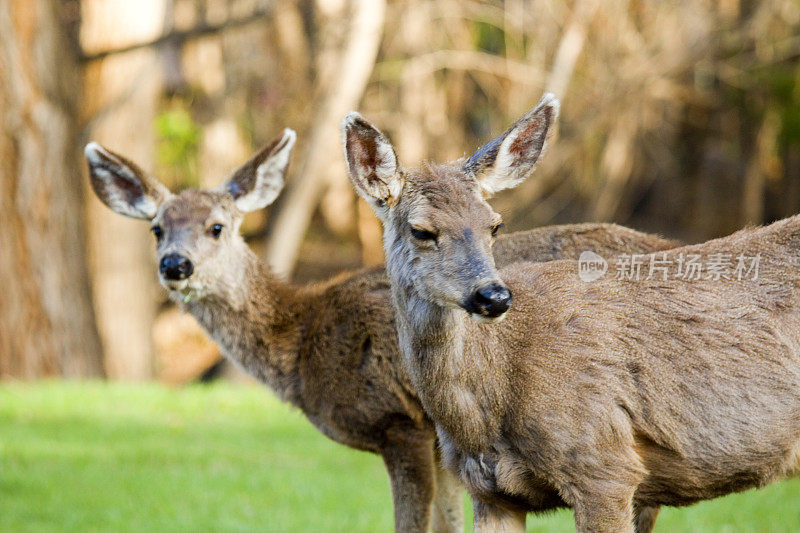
431;455;464;533
381;429;437;533
571;488;636;533
472;499;526;533
633;505;660;533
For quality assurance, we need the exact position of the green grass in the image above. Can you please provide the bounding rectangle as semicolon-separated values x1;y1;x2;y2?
0;383;798;532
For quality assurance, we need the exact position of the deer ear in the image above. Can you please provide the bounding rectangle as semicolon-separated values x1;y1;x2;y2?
221;128;296;213
463;93;559;196
85;142;171;220
341;112;403;211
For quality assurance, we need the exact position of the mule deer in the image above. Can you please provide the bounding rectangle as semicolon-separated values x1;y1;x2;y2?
343;94;800;533
85;127;678;532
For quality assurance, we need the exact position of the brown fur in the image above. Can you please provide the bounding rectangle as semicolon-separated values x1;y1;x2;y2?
424;219;800;532
175;221;677;533
87;132;679;532
343;97;800;532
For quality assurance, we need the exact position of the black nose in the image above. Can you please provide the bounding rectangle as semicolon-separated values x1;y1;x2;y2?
160;253;193;281
468;283;512;317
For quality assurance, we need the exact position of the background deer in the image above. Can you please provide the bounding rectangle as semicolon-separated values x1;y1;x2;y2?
86;126;678;532
343;93;800;533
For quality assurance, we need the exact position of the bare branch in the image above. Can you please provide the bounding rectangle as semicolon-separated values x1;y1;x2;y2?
264;0;387;277
80;6;273;62
374;50;544;85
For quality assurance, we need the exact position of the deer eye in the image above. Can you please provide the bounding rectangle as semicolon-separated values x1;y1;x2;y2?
410;227;437;241
151;226;163;241
210;224;224;238
491;222;505;237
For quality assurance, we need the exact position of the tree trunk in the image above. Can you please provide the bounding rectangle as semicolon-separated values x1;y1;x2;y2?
0;0;105;378
81;0;166;379
264;0;386;277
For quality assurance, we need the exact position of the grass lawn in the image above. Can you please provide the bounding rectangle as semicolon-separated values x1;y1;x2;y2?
0;382;798;532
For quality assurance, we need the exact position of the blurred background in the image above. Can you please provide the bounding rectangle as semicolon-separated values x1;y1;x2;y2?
3;0;800;384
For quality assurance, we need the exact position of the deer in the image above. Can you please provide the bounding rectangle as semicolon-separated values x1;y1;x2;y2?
85;125;679;532
342;93;800;533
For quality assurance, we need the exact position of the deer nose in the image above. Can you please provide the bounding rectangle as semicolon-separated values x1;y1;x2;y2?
160;253;193;281
468;283;513;318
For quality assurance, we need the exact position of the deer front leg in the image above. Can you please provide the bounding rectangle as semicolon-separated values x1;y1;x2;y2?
472;499;525;533
381;429;437;533
633;504;660;533
431;457;464;533
570;487;637;533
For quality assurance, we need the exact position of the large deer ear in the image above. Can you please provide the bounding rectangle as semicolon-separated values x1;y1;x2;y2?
85;142;171;220
220;128;296;213
463;93;559;196
341;112;403;211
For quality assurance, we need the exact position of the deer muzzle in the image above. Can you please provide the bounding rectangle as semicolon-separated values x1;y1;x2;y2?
464;282;513;320
160;253;194;281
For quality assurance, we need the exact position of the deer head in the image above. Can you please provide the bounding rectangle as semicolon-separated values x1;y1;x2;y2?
342;94;558;322
85;129;296;303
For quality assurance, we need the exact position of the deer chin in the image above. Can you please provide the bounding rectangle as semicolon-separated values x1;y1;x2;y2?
163;278;189;292
162;279;202;303
469;312;507;325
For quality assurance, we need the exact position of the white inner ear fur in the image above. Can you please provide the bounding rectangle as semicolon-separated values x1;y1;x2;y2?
479;127;531;196
341;113;403;206
478;93;559;196
351;140;401;203
85;142;160;219
234;129;295;213
355;139;403;210
374;140;403;200
125;192;159;219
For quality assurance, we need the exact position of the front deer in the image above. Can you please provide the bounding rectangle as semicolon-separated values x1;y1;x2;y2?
86;126;678;532
343;94;800;532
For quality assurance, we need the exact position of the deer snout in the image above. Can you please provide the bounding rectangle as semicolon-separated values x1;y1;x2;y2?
466;282;513;319
160;253;194;281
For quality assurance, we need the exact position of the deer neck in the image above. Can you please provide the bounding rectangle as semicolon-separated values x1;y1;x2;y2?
180;243;303;406
388;260;507;452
